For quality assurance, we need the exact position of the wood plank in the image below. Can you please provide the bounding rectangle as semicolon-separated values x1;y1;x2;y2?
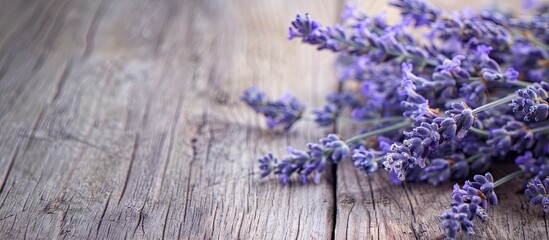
0;0;340;238
334;1;549;239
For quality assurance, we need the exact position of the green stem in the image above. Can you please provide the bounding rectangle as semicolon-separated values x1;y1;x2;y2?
302;114;404;125
356;116;406;125
345;120;412;145
465;77;532;87
532;124;549;134
469;127;489;137
472;94;517;114
465;153;483;163
494;170;524;188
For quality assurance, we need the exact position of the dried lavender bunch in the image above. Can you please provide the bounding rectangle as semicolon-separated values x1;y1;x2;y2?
242;0;549;239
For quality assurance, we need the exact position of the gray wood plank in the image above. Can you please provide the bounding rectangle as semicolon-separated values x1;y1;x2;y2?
0;0;340;239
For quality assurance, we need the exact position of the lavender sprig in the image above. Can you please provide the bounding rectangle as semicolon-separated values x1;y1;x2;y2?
259;120;411;184
440;171;523;240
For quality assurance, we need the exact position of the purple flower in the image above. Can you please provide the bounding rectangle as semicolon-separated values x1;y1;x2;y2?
389;0;441;27
352;146;381;174
451;159;470;179
474;45;500;70
384;143;418;181
510;41;548;73
258;153;278;178
434;117;457;141
469;173;498;206
435;55;470;79
341;3;357;22
400;63;439;122
421;158;450;185
263;94;305;130
327;91;361;108
460;81;487;108
515;151;549;180
440;172;499;239
510;82;549;122
319;134;351;163
445;102;476;138
525;177;549;212
440;205;475;240
241;87;305;131
313;104;339;127
402;122;441;167
241;86;268;112
288;14;322;41
487;121;534;156
481;67;519;83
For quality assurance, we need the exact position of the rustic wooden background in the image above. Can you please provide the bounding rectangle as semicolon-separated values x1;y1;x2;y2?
0;0;546;239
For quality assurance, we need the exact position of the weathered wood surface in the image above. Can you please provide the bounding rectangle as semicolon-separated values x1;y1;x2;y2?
0;0;546;239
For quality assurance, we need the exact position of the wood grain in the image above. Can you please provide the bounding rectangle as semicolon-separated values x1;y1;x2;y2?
0;0;340;239
0;0;546;239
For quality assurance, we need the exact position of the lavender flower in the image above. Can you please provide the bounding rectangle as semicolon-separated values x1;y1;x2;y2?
525;177;549;212
440;172;498;239
258;153;278;178
487;120;534;156
241;87;305;131
288;14;321;42
445;102;476;138
319;134;351;163
469;173;498;205
510;82;549;122
401;122;441;167
460;81;487;108
421;158;450;185
400;63;439;122
258;134;353;184
481;67;519;83
313;104;339;127
384;143;418;181
352;146;381;174
389;0;441;27
440;205;475;240
515;151;549;179
241;86;268;112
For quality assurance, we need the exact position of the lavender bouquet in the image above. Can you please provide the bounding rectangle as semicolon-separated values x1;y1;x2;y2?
242;1;548;239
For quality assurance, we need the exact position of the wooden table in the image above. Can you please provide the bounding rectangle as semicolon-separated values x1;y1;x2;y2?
0;0;546;239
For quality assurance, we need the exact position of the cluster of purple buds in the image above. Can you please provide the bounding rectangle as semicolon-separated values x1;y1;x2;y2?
443;102;476;139
510;82;549;121
471;45;519;84
241;86;305;130
389;0;440;26
352;146;381;174
440;173;497;240
258;134;350;184
525;177;549;212
421;157;470;186
487;120;534;156
515;151;549;180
